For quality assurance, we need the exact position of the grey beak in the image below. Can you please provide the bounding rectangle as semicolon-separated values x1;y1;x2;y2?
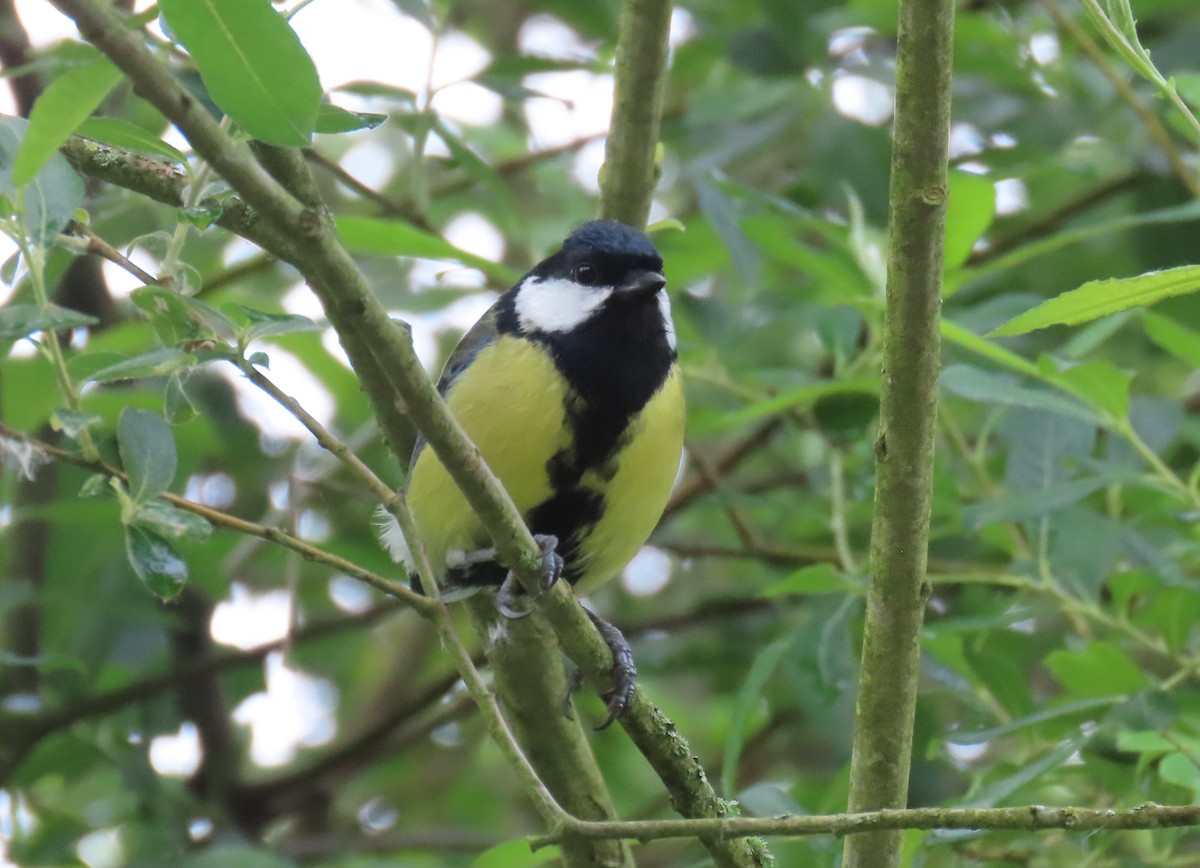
619;271;667;296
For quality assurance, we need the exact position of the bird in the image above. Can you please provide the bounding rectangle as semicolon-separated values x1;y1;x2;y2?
378;219;684;725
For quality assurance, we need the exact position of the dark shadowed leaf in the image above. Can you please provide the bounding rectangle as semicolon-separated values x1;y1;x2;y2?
124;524;187;600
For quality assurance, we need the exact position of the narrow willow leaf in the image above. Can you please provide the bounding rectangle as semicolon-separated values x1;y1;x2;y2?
314;105;387;134
991;265;1200;337
335;215;519;284
944;170;996;269
940;364;1099;424
1053;360;1132;419
0;303;97;338
721;634;791;799
701;378;879;434
160;0;322;147
76;118;186;163
761;564;856;597
963;477;1110;528
14;55;123;186
0;116;84;246
89;348;196;382
117;408;177;504
125;524;187;600
1142;311;1200;368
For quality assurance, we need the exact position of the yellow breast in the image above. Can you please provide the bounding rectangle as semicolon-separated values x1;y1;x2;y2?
407;337;685;593
406;336;572;570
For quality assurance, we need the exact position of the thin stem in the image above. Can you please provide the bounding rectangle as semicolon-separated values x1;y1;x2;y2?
0;422;429;611
534;803;1200;848
59;220;160;286
19;239;99;460
828;449;859;574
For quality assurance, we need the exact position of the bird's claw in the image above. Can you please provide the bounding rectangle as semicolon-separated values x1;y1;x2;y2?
577;610;638;731
492;534;563;620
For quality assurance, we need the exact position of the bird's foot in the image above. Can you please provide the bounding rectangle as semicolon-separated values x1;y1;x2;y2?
563;610;638;730
493;534;563;620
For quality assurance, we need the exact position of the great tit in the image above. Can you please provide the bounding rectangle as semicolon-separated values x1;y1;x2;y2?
378;220;684;721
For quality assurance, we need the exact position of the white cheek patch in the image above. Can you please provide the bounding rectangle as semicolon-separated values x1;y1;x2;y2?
657;289;676;351
515;276;612;334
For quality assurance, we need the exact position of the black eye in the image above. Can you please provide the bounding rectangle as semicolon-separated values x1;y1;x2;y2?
573;263;597;286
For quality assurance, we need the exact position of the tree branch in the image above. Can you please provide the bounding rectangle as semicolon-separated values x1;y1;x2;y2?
599;0;672;227
842;0;955;864
535;803;1200;848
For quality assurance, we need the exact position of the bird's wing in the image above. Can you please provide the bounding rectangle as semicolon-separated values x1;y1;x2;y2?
407;302;502;474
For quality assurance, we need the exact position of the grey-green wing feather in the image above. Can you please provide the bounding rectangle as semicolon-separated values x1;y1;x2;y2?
407;303;502;473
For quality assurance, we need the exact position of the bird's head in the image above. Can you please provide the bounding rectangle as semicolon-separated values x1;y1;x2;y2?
512;220;669;338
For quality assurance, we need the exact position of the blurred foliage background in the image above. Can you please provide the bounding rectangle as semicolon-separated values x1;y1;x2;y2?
3;0;1200;865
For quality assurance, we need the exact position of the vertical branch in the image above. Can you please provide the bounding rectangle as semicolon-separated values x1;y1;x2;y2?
842;0;954;865
599;0;672;227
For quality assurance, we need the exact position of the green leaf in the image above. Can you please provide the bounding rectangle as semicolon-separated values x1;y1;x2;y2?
117;408;177;504
14;54;123;186
1142;310;1200;368
943;170;996;269
133;500;212;542
160;0;322;147
945;698;1122;745
963;477;1110;528
76;118;186;163
125;524;187;600
1052;360;1132;419
1159;752;1200;798
1043;641;1150;698
89;347;196;382
131;285;238;343
179;202;223;229
761;564;856;596
314;104;387;134
962;738;1084;808
940;364;1099;424
701;378;879;434
164;372;198;425
991;265;1200;337
49;408;102;439
233;306;321;344
470;838;560;868
335;215;519;284
1116;730;1175;755
0;116;84;246
0;303;97;338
